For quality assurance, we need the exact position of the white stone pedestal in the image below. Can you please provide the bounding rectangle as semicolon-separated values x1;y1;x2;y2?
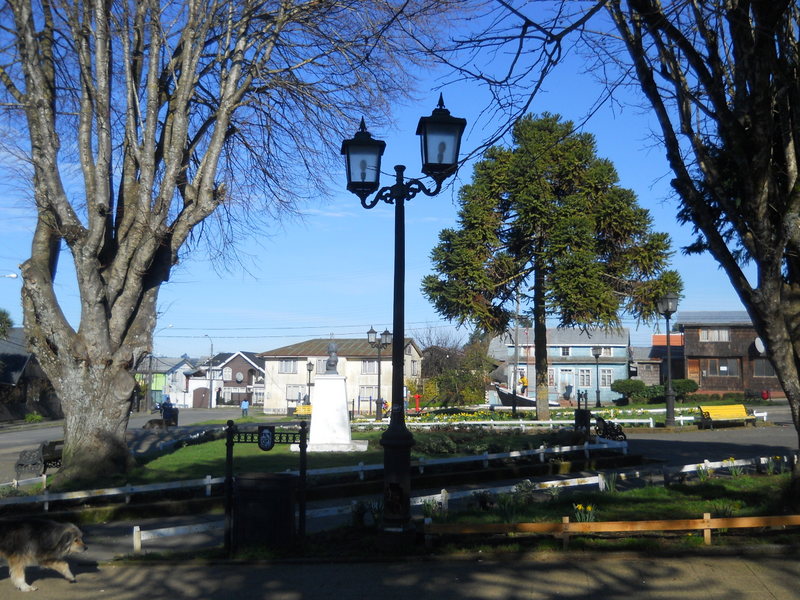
301;375;368;452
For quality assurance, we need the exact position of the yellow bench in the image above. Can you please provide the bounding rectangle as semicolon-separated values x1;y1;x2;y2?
295;404;312;417
698;404;756;429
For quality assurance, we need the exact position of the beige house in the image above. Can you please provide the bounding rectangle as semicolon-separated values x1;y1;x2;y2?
257;338;423;415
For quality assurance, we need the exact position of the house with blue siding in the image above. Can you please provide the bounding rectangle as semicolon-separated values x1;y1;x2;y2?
505;328;630;406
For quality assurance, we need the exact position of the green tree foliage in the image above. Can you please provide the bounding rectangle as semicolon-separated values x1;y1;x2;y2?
423;114;681;415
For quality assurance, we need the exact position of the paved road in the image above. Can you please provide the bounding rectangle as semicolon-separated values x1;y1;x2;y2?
9;555;800;599
0;407;243;483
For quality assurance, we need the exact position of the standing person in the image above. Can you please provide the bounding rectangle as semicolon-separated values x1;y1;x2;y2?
519;375;528;396
240;398;249;418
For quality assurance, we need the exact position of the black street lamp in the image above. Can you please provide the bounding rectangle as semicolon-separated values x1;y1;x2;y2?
306;361;314;405
591;346;602;408
342;95;466;530
367;327;392;421
657;292;680;427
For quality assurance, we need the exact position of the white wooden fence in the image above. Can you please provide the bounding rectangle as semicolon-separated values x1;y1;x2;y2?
129;451;798;553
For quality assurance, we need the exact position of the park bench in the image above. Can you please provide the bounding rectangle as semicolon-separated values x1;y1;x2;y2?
698;404;756;429
295;404;312;417
14;440;64;479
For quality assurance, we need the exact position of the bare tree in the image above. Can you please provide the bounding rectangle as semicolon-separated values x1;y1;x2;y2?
0;0;459;483
421;0;800;499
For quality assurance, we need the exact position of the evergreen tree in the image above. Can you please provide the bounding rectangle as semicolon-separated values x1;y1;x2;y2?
423;114;680;417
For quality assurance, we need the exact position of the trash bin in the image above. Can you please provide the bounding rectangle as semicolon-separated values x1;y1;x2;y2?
233;472;298;550
574;408;591;432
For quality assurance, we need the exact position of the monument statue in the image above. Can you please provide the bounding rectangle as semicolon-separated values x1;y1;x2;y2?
325;340;338;374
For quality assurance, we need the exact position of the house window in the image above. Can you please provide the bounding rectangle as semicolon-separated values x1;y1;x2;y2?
222;367;232;381
560;347;570;357
316;358;326;373
411;360;419;376
359;385;379;400
754;358;776;377
405;345;412;355
601;346;612;357
579;368;592;387
600;368;613;387
279;359;298;374
362;360;378;375
252;390;264;405
699;328;729;342
701;358;739;377
286;384;305;402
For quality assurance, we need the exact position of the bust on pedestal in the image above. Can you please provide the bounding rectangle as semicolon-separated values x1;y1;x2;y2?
302;341;368;453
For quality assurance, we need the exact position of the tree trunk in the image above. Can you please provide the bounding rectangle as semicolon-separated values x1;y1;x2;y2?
533;259;550;420
56;362;138;484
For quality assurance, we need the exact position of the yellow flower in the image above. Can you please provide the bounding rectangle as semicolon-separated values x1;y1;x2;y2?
586;505;593;511
576;504;584;511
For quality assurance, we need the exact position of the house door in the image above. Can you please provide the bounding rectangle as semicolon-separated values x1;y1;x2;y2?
193;387;209;408
558;369;574;401
687;359;700;384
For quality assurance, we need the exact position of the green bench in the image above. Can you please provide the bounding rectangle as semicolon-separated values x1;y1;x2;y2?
698;404;756;429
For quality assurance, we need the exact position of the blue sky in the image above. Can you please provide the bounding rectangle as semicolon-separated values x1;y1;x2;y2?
0;55;748;359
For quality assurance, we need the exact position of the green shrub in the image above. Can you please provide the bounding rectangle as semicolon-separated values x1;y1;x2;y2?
722;392;745;403
24;412;43;423
414;432;457;455
610;379;646;402
672;379;699;402
644;384;665;403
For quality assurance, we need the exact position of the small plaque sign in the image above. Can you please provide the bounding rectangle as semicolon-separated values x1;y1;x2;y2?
258;425;276;451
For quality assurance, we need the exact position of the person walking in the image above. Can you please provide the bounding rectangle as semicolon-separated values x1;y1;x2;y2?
519;375;528;396
240;398;249;418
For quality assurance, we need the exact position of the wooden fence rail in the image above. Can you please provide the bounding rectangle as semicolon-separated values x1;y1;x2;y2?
424;514;800;549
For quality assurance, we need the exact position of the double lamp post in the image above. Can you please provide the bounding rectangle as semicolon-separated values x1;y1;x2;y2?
341;95;466;529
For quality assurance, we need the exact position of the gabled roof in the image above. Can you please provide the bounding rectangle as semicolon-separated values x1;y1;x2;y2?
676;311;752;326
218;351;266;372
509;327;629;347
258;338;420;359
0;328;29;387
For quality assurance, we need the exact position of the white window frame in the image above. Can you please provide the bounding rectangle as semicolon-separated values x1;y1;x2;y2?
286;384;305;402
223;367;232;381
362;360;378;375
699;328;730;342
601;346;613;357
600;368;613;387
560;347;571;357
578;368;592;387
279;359;298;374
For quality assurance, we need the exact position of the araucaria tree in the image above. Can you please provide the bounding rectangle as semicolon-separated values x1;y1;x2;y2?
0;0;455;483
423;114;680;417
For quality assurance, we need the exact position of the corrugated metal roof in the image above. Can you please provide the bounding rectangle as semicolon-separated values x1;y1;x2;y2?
510;327;629;346
258;338;418;359
676;311;752;326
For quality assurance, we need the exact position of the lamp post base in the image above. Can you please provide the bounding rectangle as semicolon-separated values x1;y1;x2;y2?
380;422;415;529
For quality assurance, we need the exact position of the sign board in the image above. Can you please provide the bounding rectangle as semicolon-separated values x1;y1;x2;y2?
258;425;275;451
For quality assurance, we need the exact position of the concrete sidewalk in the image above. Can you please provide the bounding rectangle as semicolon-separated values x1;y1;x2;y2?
9;554;800;599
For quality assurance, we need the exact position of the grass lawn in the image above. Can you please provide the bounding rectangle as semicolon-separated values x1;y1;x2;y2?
130;428;562;484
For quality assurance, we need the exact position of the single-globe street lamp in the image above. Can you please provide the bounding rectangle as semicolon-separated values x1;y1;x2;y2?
591;346;602;408
306;361;314;405
367;327;392;421
657;292;680;427
342;95;466;529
